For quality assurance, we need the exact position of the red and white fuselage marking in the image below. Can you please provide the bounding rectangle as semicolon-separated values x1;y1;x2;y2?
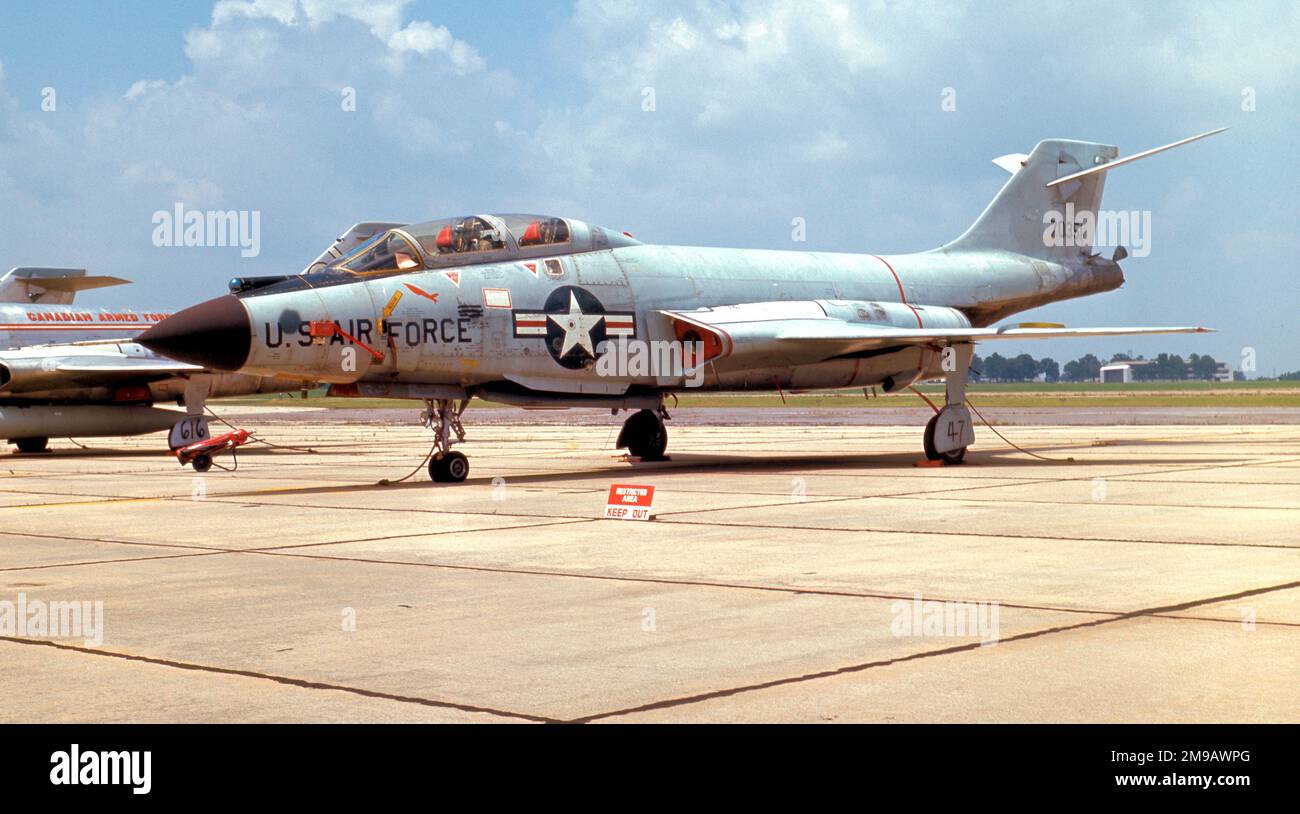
0;304;170;347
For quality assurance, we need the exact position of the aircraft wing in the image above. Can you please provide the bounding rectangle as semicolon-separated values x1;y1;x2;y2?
0;267;131;305
661;301;1210;367
0;342;202;395
776;323;1211;347
54;359;203;375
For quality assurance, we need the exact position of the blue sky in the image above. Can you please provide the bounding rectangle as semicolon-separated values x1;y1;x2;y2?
0;0;1296;373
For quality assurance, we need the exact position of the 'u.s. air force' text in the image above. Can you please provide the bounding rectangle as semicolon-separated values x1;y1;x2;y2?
264;318;473;348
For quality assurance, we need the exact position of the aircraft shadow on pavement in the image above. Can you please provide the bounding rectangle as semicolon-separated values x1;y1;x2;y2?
6;446;284;460
203;445;1241;501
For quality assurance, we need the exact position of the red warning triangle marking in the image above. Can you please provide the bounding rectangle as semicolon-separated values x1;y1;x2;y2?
442;270;461;287
519;261;538;277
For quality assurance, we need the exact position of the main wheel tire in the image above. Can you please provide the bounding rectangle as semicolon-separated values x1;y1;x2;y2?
429;451;469;483
14;437;49;454
619;409;668;460
922;414;966;464
191;454;213;472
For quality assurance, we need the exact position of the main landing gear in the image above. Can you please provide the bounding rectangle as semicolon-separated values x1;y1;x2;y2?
11;437;48;454
424;398;470;483
617;405;669;461
922;344;976;465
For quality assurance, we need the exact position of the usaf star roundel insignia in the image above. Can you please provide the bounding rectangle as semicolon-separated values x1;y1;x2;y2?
512;285;636;369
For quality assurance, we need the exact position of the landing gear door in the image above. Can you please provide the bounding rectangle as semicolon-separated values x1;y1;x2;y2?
168;415;210;451
933;404;974;454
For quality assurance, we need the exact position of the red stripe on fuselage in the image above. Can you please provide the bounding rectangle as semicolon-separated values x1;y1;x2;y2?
869;255;922;328
0;324;152;330
870;254;908;302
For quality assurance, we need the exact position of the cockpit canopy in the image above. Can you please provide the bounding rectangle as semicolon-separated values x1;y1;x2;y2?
232;214;639;297
340;230;423;275
340;214;630;275
501;215;570;248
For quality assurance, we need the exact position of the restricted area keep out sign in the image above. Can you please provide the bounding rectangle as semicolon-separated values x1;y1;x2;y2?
604;484;655;521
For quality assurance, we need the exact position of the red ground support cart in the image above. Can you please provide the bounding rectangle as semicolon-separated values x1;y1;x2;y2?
175;428;252;472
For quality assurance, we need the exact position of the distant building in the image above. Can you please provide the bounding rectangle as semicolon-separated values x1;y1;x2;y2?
1099;358;1230;382
1100;363;1133;383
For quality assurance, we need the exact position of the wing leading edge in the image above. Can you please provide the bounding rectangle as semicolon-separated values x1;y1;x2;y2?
660;301;1211;367
0;342;202;394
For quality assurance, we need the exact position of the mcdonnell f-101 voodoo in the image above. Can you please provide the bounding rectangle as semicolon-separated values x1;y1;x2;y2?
139;130;1222;482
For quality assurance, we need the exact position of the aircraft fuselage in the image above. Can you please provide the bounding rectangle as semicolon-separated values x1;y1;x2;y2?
226;243;1121;402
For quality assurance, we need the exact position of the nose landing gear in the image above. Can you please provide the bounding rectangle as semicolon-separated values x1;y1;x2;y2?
617;405;669;461
423;398;470;483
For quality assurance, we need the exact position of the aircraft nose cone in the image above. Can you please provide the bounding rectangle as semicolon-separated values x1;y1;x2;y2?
139;294;252;371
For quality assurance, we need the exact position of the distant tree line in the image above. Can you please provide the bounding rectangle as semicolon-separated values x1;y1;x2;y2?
972;352;1226;383
973;353;1059;382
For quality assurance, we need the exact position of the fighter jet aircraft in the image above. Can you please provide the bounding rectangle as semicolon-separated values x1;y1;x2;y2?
0;224;398;454
139;130;1222;482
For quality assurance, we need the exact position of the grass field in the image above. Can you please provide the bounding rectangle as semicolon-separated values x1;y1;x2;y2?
214;380;1300;410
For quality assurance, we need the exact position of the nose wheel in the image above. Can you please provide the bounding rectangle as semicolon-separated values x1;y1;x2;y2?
422;398;470;484
617;407;669;461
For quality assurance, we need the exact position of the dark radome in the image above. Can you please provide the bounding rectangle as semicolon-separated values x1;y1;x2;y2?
138;295;252;371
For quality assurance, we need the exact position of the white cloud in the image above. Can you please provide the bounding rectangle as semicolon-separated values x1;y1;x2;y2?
122;161;225;203
803;131;850;163
211;0;298;27
298;0;408;40
387;19;448;53
0;0;507;293
385;20;483;73
493;0;1297;249
124;79;168;100
189;0;482;74
666;18;698;50
496;0;964;237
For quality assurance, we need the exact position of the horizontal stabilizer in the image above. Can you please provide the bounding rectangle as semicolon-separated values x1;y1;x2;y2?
1045;127;1227;188
27;275;131;293
992;153;1029;175
0;267;131;305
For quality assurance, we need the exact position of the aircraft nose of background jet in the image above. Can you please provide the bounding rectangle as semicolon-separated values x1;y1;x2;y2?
138;294;252;371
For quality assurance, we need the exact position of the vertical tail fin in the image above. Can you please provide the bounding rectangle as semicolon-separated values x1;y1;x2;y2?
942;139;1117;260
942;129;1225;261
